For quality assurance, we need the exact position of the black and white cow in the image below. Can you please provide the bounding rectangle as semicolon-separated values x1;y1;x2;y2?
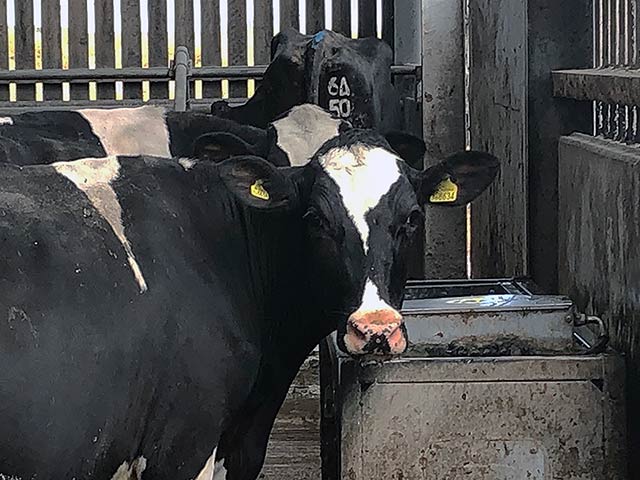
0;105;267;166
197;103;427;170
0;129;498;480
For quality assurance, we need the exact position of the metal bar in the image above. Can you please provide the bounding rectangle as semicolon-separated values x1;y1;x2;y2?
553;68;640;105
192;64;422;79
0;63;422;88
0;67;173;83
173;46;190;111
0;99;174;113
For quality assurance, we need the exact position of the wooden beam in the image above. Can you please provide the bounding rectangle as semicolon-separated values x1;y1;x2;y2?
553;68;640;105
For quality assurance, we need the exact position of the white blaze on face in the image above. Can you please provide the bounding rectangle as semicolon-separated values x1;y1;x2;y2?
0;116;14;125
320;146;401;253
357;278;395;313
194;448;218;480
53;156;148;293
79;106;171;158
272;104;343;167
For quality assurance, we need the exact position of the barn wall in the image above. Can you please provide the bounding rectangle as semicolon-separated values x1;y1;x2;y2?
467;0;592;287
558;133;640;470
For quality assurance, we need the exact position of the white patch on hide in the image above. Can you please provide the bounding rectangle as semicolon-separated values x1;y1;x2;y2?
53;156;148;293
194;448;218;480
271;104;343;166
319;146;401;253
79;106;171;158
212;459;227;480
178;157;198;171
110;456;147;480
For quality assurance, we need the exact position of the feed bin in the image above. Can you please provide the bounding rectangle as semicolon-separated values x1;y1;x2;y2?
319;279;627;480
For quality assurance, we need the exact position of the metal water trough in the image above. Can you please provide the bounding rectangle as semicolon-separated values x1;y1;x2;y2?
319;279;627;480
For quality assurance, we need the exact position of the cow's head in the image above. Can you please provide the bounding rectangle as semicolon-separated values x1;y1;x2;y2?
217;129;498;355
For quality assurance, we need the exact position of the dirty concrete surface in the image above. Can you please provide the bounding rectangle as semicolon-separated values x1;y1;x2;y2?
259;351;321;479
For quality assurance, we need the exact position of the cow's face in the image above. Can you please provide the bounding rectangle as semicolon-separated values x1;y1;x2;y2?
218;130;499;356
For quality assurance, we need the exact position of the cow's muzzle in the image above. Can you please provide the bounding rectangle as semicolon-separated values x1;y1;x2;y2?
343;308;407;355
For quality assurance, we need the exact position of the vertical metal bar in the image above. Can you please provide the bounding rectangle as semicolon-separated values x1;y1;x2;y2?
15;0;35;101
604;0;614;138
121;0;142;99
173;45;190;111
42;0;62;100
148;0;168;99
95;0;116;99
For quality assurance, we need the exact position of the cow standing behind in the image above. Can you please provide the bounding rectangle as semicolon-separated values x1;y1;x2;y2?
0;126;497;479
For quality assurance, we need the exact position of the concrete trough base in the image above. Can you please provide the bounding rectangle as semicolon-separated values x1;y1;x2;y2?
334;354;626;480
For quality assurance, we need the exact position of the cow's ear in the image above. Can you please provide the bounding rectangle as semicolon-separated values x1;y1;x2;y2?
413;151;499;206
217;156;302;211
193;132;254;163
384;131;426;170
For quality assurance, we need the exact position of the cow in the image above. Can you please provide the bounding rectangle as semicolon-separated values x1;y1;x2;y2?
0;129;498;480
196;103;427;170
211;28;402;133
0;105;266;167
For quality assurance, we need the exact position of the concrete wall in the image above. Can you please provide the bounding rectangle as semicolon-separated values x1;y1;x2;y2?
558;133;640;468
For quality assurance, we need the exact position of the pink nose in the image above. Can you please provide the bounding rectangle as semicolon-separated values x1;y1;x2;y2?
343;309;407;355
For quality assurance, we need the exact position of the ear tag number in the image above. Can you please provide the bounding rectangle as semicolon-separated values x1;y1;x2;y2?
250;180;270;201
429;177;459;203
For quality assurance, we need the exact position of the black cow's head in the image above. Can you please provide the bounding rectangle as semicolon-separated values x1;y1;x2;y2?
217;129;498;356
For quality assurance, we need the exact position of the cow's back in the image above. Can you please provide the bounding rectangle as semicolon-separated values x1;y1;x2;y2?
0;158;263;479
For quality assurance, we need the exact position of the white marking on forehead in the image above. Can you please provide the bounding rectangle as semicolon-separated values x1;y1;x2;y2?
0;116;13;125
79;106;171;158
110;456;147;480
320;146;401;253
271;104;342;166
357;279;395;314
179;157;198;171
54;156;148;293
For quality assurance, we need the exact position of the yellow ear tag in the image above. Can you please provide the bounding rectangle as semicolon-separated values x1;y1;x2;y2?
250;180;270;200
429;177;459;203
